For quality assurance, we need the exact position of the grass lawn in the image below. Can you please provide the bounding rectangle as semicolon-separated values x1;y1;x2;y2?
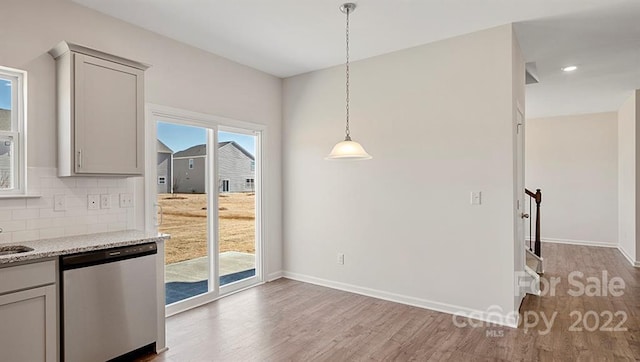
159;193;255;264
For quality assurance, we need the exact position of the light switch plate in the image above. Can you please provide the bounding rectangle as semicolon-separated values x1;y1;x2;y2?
471;191;482;205
54;194;66;211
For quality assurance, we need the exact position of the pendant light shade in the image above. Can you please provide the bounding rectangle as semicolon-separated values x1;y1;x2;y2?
327;139;373;160
326;3;372;161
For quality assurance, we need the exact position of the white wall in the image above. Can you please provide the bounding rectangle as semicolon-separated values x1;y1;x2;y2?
283;25;523;322
525;112;618;246
618;91;639;264
0;0;282;276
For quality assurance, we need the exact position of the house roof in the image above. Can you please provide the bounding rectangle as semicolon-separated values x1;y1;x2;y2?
219;141;255;161
174;144;206;158
157;140;173;154
173;141;255;160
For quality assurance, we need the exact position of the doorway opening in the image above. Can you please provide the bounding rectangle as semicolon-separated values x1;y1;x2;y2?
150;113;263;313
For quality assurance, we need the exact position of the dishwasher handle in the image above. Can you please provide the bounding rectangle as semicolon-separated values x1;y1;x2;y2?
61;242;157;270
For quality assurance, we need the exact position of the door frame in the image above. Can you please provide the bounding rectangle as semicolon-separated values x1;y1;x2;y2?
144;104;266;340
514;103;526;307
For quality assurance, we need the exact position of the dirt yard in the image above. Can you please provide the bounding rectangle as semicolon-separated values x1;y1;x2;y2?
158;193;255;264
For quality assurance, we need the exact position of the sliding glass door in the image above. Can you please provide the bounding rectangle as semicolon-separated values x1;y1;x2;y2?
217;130;259;292
157;122;211;306
151;113;262;313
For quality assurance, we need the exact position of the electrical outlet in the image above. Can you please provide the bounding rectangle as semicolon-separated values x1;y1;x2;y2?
54;194;66;211
119;193;133;208
100;194;111;209
88;194;100;210
337;253;345;265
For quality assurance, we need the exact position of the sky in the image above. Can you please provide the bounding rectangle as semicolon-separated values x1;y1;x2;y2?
157;122;255;156
0;79;11;110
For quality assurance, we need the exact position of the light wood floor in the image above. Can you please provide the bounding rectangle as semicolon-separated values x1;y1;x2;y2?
141;244;640;361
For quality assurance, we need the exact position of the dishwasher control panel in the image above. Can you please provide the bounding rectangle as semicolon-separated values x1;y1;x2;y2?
61;242;157;270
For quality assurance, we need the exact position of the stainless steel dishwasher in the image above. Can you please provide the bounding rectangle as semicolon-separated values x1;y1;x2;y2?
61;242;157;362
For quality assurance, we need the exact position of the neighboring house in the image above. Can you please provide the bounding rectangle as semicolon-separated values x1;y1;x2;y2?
0;144;10;190
172;141;255;194
172;144;206;193
157;140;173;194
218;141;256;193
0;109;12;189
0;109;9;130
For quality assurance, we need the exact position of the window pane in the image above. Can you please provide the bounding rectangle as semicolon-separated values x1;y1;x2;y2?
218;130;256;286
0;79;11;131
157;121;210;305
0;135;14;190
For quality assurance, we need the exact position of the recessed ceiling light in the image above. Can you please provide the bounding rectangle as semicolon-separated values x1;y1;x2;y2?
561;65;577;72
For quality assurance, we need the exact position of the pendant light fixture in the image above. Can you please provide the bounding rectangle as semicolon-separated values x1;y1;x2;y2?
326;3;372;160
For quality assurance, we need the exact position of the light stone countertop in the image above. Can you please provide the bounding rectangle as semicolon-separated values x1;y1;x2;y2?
0;230;169;265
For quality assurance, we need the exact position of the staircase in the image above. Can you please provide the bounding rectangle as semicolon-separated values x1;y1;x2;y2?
519;188;543;297
525;188;544;275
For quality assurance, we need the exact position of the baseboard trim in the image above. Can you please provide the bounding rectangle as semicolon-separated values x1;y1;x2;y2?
282;271;519;328
535;238;617;248
266;271;283;281
617;246;640;267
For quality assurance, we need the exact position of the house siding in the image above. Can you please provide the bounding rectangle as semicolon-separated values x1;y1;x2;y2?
173;156;206;193
0;109;9;131
218;143;254;193
0;110;12;189
157;153;172;193
0;154;10;189
170;142;254;194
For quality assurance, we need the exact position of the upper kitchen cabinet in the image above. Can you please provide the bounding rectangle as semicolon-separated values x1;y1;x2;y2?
49;42;149;176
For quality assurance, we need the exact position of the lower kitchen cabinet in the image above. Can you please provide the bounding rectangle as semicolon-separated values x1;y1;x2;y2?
0;261;58;362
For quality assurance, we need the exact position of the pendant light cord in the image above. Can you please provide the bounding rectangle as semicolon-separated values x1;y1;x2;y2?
344;6;351;141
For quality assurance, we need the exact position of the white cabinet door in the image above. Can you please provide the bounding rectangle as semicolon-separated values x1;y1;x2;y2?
0;285;57;362
74;53;144;175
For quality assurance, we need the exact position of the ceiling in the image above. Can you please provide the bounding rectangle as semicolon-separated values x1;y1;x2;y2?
73;0;640;118
515;2;640;118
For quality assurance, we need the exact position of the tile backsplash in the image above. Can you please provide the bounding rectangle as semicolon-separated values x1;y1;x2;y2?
0;167;137;244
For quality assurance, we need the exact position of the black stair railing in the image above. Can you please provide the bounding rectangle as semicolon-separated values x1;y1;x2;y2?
525;188;542;258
